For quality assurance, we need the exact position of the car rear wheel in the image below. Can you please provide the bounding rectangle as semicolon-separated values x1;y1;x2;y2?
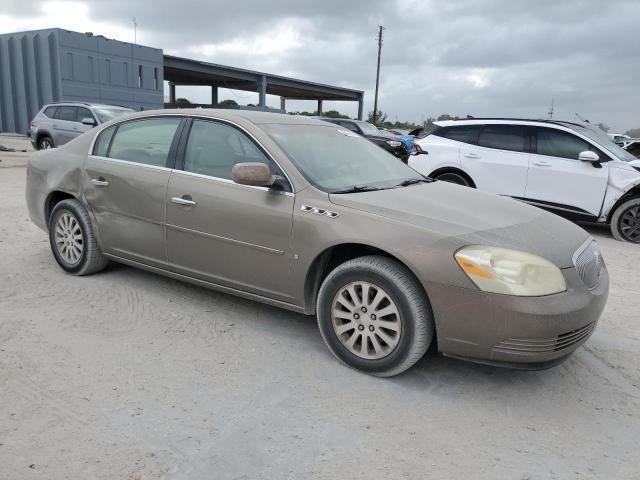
316;255;434;377
610;197;640;243
37;136;54;150
434;171;472;187
49;199;109;275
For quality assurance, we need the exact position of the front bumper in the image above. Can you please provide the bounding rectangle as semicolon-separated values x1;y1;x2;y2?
427;265;609;367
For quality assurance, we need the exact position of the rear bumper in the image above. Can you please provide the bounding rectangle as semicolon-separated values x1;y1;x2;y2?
427;265;609;367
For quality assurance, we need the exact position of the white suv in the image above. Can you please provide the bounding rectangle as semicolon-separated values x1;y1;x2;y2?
409;119;640;243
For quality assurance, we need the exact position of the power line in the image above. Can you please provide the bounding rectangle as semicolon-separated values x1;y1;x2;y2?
372;25;384;125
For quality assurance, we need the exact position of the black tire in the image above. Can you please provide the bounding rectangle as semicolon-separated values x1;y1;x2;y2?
610;197;640;243
316;255;434;377
48;199;109;275
434;171;472;187
37;136;54;150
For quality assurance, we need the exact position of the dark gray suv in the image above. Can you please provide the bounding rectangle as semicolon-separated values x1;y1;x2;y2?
28;102;133;150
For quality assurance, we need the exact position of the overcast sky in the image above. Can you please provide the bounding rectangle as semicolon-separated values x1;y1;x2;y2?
2;0;639;131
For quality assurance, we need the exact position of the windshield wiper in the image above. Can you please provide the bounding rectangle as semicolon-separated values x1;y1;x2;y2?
395;178;432;187
331;185;385;194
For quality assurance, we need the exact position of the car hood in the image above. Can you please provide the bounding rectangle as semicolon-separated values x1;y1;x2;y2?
329;181;590;268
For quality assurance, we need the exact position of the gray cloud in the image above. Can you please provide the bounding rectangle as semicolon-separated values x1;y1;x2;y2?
5;0;640;130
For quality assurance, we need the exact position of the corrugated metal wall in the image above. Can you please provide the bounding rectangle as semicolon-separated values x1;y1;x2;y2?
0;29;164;134
0;29;61;133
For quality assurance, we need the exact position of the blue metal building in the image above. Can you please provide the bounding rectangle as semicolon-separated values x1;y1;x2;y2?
0;29;164;133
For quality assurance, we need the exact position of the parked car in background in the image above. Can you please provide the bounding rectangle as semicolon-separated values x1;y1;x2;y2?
26;110;608;376
321;118;409;162
625;140;640;158
409;118;640;242
28;102;134;150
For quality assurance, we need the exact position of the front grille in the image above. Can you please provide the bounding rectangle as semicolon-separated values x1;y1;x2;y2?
492;322;595;355
573;240;604;289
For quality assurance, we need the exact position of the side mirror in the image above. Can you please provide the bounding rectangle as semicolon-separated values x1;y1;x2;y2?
578;150;599;162
81;117;97;126
578;150;602;168
232;162;275;187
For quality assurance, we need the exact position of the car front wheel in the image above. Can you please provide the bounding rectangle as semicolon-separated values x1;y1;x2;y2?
49;199;109;275
316;255;434;376
434;171;472;187
610;197;640;243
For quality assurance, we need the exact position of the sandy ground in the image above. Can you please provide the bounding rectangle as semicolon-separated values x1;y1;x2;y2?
1;139;639;479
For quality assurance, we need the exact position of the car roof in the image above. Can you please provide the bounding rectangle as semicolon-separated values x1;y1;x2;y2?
112;108;335;127
434;118;588;130
44;102;132;109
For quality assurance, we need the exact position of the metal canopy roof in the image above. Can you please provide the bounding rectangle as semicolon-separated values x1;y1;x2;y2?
163;54;363;101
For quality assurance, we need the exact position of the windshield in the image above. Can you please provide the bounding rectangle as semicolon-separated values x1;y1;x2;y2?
355;121;383;136
93;107;134;123
564;123;637;162
264;124;424;192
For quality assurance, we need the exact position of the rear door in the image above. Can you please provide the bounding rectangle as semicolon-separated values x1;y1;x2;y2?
524;127;609;219
460;124;531;197
166;118;295;301
84;116;184;268
53;106;79;145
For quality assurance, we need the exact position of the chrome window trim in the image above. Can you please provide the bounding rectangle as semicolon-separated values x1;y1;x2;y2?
87;155;173;172
169;168;294;197
88;112;296;193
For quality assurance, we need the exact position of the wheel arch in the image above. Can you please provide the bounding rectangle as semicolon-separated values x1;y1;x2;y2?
35;130;54;146
303;242;435;324
428;167;476;187
44;190;79;227
606;183;640;223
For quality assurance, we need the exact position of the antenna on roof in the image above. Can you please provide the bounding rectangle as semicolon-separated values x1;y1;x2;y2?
132;17;137;45
547;97;554;119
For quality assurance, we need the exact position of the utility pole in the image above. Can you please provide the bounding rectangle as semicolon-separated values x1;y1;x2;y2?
373;25;384;126
547;97;554;119
132;17;138;45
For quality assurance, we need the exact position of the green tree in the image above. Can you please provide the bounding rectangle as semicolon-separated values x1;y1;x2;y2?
367;109;387;125
219;99;238;106
175;98;191;106
323;110;350;119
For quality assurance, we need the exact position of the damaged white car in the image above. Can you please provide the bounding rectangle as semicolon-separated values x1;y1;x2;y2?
409;119;640;242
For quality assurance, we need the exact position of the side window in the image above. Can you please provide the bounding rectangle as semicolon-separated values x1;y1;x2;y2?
436;125;482;144
536;128;594;160
55;106;77;122
338;121;360;133
183;120;286;184
108;118;181;167
76;107;94;123
478;125;527;152
43;106;58;118
93;126;116;157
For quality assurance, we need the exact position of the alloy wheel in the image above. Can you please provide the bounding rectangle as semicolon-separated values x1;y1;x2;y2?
331;281;402;360
54;212;84;265
620;205;640;242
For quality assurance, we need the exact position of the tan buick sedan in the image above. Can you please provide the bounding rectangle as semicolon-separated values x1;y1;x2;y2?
26;110;609;376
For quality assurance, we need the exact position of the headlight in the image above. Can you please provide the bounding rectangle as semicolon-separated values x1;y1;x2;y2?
454;246;566;296
386;140;402;147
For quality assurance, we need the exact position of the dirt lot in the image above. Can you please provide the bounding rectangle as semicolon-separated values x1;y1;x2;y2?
1;137;639;479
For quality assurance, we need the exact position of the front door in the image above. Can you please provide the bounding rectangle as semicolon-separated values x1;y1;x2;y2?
166;119;295;301
83;116;184;267
525;127;609;219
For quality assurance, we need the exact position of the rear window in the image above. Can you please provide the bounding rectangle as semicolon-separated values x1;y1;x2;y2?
43;106;58;118
478;125;528;152
434;125;482;144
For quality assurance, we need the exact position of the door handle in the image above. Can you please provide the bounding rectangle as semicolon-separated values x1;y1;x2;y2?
463;152;480;158
91;177;109;187
533;160;552;167
171;195;197;207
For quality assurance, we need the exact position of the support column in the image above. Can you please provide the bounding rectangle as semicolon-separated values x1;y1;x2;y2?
258;75;267;107
169;82;176;104
280;96;286;112
211;85;218;106
317;99;323;116
357;95;364;120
